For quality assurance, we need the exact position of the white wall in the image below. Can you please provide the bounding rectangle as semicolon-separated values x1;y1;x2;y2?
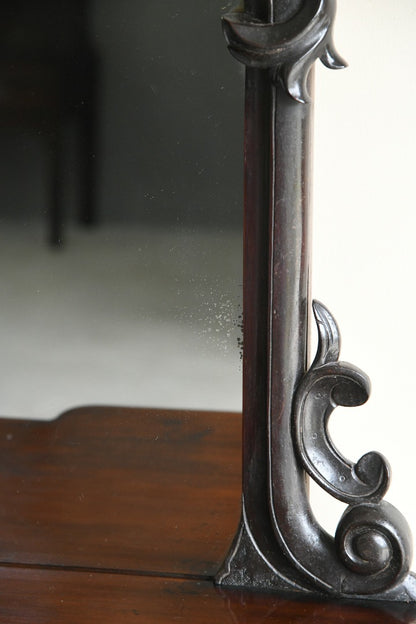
311;0;416;547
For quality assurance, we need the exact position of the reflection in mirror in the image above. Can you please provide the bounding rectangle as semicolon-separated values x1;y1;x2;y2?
0;0;416;577
0;1;244;419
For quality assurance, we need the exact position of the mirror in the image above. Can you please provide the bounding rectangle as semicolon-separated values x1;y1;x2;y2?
0;0;415;555
0;0;244;419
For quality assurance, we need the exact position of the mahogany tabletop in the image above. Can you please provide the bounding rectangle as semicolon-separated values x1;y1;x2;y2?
0;405;414;622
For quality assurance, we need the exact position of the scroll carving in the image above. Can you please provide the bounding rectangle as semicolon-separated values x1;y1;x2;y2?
217;0;416;604
287;301;414;596
217;301;416;600
222;0;346;102
294;301;390;505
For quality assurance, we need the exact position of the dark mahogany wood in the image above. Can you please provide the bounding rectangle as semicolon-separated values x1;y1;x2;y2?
0;568;415;623
0;406;241;577
0;405;413;621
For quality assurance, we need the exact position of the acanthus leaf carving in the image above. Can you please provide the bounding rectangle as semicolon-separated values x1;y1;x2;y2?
222;0;346;102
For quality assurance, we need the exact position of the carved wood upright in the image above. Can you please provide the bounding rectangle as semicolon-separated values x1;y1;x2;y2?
216;0;416;602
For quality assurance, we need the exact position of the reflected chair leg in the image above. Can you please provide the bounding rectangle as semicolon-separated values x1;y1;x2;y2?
49;123;64;246
79;57;98;227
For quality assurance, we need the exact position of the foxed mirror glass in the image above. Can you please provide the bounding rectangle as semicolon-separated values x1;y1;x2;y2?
0;0;415;562
0;0;244;418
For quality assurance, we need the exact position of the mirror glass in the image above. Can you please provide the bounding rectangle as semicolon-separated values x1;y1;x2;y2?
0;0;243;419
1;0;416;549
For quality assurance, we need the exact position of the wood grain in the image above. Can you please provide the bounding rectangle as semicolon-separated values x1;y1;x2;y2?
0;567;414;624
0;405;414;622
0;406;241;577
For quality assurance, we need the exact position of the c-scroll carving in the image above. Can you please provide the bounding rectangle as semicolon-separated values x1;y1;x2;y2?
293;301;390;505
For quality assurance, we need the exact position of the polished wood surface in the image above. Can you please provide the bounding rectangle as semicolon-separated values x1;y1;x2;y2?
0;568;414;623
0;406;241;576
0;405;414;622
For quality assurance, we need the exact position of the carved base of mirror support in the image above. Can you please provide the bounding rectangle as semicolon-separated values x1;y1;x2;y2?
217;509;416;603
216;303;416;602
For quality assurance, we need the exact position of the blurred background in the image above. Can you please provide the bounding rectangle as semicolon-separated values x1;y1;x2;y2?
0;0;244;417
0;0;416;551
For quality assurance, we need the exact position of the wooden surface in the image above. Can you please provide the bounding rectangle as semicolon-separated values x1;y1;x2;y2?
0;568;414;624
0;405;414;622
0;406;241;576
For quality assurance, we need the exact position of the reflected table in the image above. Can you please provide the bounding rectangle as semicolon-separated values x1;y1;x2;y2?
0;406;413;622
